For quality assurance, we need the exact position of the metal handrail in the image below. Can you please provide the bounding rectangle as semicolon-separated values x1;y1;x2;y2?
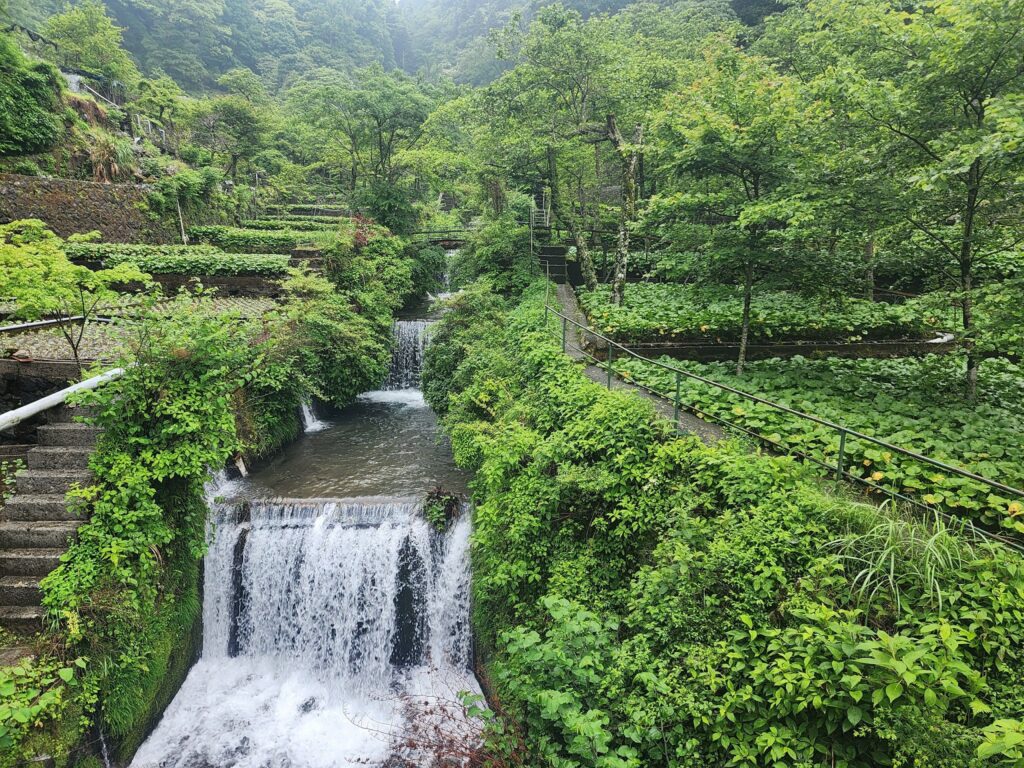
0;316;116;335
544;303;1024;503
0;368;123;433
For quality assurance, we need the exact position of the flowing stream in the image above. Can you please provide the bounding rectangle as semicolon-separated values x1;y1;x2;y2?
132;312;479;768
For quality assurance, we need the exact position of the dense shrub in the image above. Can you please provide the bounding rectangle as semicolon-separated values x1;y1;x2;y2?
0;34;66;156
405;242;448;299
240;218;341;232
450;212;533;295
262;214;350;225
145;167;224;221
423;279;1024;768
579;282;930;344
264;204;347;217
187;225;338;253
613;354;1024;533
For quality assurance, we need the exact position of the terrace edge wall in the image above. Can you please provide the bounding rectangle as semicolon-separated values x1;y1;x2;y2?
0;173;179;243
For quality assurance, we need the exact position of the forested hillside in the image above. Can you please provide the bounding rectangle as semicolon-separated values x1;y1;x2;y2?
3;0;781;88
1;0;1023;765
3;0;406;89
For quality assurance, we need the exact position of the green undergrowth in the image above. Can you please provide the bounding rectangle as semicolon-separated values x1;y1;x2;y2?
612;354;1024;535
259;213;349;225
423;279;1024;768
579;283;930;344
66;242;290;276
0;224;414;765
187;224;346;253
241;218;341;232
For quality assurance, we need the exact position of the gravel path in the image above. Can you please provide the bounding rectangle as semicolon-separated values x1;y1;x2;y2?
553;283;725;444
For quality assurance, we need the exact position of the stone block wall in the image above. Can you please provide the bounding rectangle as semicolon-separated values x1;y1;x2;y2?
0;173;179;242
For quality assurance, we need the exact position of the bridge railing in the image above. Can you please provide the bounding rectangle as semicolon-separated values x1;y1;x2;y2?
409;229;473;242
543;302;1024;552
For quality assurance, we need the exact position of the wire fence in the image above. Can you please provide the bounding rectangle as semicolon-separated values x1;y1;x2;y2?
542;302;1024;553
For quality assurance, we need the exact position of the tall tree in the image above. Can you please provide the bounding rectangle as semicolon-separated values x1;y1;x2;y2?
653;40;809;373
43;0;141;84
773;0;1024;400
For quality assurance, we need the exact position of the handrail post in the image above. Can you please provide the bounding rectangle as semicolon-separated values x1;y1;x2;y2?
606;344;613;389
836;429;847;482
673;370;681;423
561;316;567;352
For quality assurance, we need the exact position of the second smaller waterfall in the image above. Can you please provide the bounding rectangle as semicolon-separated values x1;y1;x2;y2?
300;400;328;433
384;320;429;390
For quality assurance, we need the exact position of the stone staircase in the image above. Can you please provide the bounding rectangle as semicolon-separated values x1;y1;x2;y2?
538;244;568;285
0;406;99;634
290;245;324;272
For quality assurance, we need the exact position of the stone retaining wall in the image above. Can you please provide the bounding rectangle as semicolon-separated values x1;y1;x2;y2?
0;173;178;242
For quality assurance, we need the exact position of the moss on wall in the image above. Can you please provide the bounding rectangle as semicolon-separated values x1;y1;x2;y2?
0;173;179;243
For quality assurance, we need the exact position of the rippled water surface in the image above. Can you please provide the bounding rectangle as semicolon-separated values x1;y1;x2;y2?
236;390;468;499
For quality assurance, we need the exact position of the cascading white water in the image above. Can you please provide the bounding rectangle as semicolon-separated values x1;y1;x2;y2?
132;498;479;767
133;302;477;767
300;399;329;433
383;320;429;390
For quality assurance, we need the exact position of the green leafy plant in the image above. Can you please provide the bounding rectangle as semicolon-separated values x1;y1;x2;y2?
612;353;1024;531
0;656;91;761
421;278;1024;767
579;282;930;345
188;225;341;254
0;220;149;369
979;719;1024;766
240;218;340;232
67;243;291;276
423;487;461;531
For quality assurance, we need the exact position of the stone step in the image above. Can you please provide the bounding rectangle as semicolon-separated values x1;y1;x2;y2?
27;447;92;471
14;469;91;495
47;404;97;425
0;576;42;606
0;444;33;460
0;521;81;549
0;605;44;635
2;494;80;522
0;548;64;577
0;644;34;666
37;423;103;447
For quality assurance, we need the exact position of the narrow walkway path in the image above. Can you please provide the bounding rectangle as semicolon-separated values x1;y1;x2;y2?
553;284;725;444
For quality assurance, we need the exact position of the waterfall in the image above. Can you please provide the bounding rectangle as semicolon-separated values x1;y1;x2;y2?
300;399;329;433
383;320;429;390
132;498;480;767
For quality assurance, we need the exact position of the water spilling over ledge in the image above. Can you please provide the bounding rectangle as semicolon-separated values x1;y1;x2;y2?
384;320;430;390
132;497;480;768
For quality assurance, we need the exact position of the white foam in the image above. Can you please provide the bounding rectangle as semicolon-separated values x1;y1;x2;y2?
130;657;397;768
358;389;428;407
301;400;330;433
132;500;482;768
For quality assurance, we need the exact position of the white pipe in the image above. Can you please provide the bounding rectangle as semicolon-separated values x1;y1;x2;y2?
0;368;124;433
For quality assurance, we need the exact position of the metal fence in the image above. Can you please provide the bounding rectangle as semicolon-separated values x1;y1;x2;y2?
543;302;1024;553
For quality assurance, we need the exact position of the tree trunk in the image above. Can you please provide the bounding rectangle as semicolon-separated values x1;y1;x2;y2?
547;145;597;289
864;237;875;301
961;158;980;404
607;116;642;306
572;228;597;290
737;261;754;375
611;223;629;305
